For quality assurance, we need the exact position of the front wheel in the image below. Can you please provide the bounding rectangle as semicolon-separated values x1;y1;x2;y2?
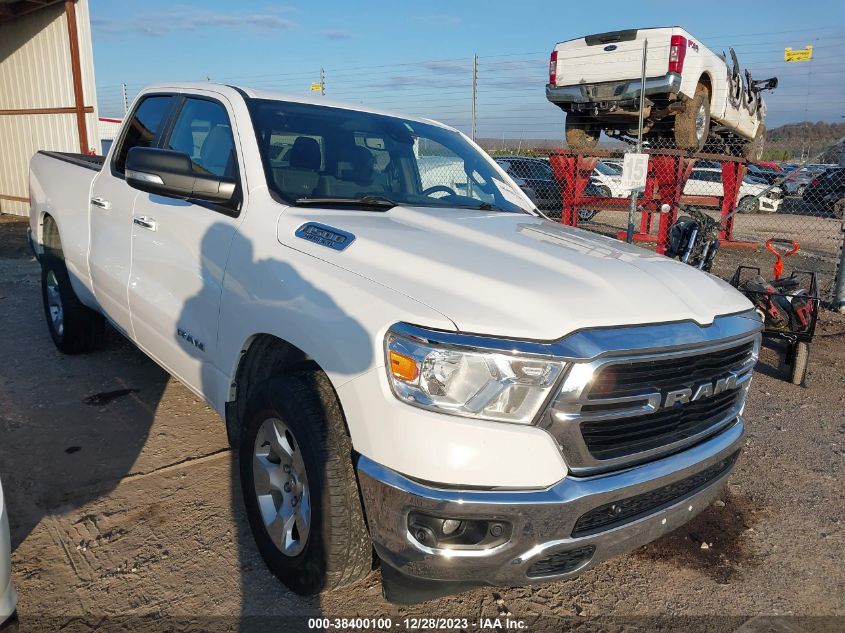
40;254;104;354
742;124;766;162
738;196;758;214
239;371;371;595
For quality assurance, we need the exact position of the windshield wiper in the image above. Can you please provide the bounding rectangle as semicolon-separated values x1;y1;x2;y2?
295;195;397;210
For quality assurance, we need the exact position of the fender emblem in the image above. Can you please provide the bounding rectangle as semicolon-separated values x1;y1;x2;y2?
295;222;355;251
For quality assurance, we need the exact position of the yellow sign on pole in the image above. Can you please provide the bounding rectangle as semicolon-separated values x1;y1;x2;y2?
310;83;322;91
784;45;813;62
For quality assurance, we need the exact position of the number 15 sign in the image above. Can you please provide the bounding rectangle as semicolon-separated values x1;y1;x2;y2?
621;153;649;192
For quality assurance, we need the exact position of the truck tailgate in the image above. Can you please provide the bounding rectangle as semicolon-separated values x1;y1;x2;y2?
553;27;674;86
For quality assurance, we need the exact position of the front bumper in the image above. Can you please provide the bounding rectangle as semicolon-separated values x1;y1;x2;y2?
358;417;744;596
546;72;682;109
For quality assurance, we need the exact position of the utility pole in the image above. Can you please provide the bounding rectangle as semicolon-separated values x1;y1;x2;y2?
626;38;648;243
121;82;128;114
835;219;845;312
471;54;478;141
320;67;325;96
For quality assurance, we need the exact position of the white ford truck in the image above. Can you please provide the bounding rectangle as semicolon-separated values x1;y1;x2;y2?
546;27;777;158
28;83;762;603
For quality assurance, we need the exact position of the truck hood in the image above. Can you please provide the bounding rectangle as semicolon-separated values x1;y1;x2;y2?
277;206;752;340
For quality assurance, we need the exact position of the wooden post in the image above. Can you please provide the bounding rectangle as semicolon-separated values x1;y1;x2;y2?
64;0;88;153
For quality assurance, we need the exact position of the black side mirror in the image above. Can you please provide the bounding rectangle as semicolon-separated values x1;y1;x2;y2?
125;147;236;203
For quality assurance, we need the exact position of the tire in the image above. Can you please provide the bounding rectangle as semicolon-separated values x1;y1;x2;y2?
239;371;371;595
577;209;597;222
833;197;845;219
738;196;758;214
790;341;809;386
565;113;600;150
40;252;104;354
742;124;765;162
674;84;710;152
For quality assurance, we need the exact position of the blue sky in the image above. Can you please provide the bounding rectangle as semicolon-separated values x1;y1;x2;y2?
90;0;845;138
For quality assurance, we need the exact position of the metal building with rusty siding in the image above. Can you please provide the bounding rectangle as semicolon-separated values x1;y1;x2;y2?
0;0;99;216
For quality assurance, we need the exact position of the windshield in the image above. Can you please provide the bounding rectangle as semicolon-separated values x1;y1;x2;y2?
247;99;532;213
595;161;622;176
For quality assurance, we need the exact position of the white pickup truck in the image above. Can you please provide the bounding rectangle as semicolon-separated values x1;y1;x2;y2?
28;83;762;603
547;27;777;158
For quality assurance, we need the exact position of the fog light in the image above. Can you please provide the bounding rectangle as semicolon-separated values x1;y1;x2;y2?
408;512;511;550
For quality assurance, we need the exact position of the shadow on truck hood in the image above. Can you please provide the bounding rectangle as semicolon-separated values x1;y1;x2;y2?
277;206;753;340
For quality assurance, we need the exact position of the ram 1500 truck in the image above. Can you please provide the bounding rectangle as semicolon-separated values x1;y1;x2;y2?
28;83;762;603
546;27;777;158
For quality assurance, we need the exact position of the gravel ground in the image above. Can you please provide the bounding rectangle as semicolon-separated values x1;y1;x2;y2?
0;214;843;632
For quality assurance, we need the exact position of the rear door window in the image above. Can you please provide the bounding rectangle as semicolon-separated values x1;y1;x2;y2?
113;95;175;174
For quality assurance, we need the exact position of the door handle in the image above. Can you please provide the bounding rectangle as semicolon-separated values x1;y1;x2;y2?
90;197;111;209
132;216;157;231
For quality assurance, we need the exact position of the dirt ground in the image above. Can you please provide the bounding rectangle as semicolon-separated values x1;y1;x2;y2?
0;213;843;632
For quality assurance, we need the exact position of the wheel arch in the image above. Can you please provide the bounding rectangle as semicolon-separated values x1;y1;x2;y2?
225;333;346;447
697;72;713;104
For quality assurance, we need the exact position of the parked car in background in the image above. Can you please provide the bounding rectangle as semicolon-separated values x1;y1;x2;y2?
546;27;776;157
684;168;782;213
1;477;16;627
800;167;845;217
493;156;608;221
590;161;627;198
746;164;780;186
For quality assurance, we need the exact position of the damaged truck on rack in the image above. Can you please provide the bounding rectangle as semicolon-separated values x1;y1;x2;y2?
28;83;762;603
546;27;777;158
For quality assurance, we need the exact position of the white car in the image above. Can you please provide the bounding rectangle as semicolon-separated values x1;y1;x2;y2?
547;27;776;158
0;478;16;626
684;168;782;213
28;83;761;603
590;161;627;198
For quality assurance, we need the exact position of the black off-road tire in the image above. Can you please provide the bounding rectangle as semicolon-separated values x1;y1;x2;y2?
790;341;809;386
742;124;766;162
239;371;371;595
832;197;845;219
565;113;600;150
674;83;710;152
40;251;105;355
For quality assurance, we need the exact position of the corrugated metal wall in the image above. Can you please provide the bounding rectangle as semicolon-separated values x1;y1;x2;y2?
0;0;99;215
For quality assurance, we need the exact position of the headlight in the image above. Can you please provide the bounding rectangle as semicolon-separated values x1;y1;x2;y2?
384;326;566;423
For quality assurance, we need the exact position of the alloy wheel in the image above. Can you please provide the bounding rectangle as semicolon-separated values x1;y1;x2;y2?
252;417;311;556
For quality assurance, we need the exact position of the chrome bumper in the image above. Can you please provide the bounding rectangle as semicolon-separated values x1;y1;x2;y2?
358;418;744;594
546;72;682;108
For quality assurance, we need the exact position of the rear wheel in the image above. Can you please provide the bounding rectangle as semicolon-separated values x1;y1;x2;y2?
40;250;104;354
832;197;845;219
565;113;600;150
674;84;710;152
239;371;371;595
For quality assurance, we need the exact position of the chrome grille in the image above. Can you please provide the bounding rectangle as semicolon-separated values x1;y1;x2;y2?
545;336;758;474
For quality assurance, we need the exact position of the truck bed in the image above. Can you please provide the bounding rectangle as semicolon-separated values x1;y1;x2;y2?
38;151;105;171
